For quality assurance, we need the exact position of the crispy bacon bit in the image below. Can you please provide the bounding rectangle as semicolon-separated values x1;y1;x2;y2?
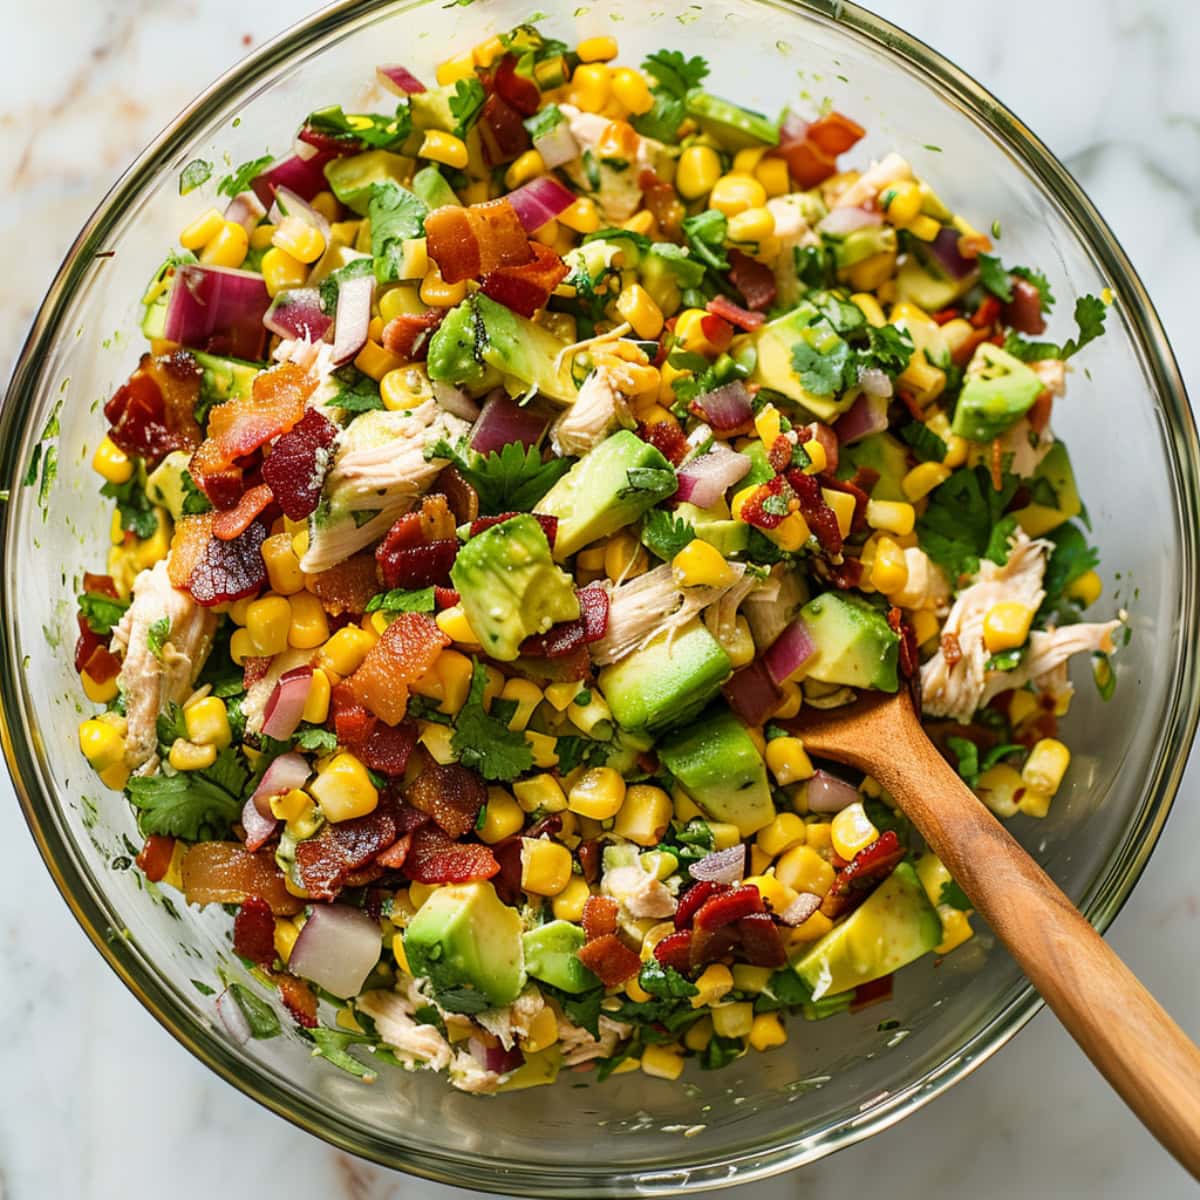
518;585;608;657
381;310;446;361
689;923;740;969
358;720;419;776
638;169;684;240
434;585;460;610
576;933;641;988
1003;278;1046;336
727;250;777;312
105;352;203;467
675;880;727;930
180;842;303;915
806;111;866;155
434;466;479;525
822;831;905;918
787;469;842;554
405;758;487;838
637;419;688;466
577;838;601;884
492;53;541;116
470;512;558;546
478;92;531;166
81;639;122;685
276;973;319;1028
849;464;880;495
941;631;963;668
774;111;864;188
375;832;413;870
135;834;176;884
737;913;787;968
306;552;379;617
819;473;870;533
261;406;338;521
83;572;119;598
887;606;919;680
576;585;609;643
169;515;268;605
693;885;764;930
653;928;694;974
295;802;399;901
824;556;864;591
330;680;377;746
404;824;499;883
582;894;619;942
348;611;449;725
233;896;278;968
480;241;569;318
376;494;459;589
424;200;534;285
767;434;793;474
514;643;593;682
212;482;275;541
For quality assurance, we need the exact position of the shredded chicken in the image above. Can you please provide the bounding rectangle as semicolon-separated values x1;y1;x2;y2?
475;986;547;1051
833;152;913;209
741;563;807;648
890;546;951;613
448;1049;505;1094
300;401;470;574
550;363;634;457
986;622;1119;702
602;863;677;919
703;569;761;648
590;562;749;666
766;194;822;307
559;105;664;222
557;1013;632;1067
110;561;218;774
1031;358;1068;397
357;987;453;1071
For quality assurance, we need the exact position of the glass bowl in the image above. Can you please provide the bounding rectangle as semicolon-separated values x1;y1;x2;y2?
3;0;1197;1194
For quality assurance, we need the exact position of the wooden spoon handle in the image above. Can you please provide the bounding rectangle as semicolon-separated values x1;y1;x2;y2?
870;734;1200;1179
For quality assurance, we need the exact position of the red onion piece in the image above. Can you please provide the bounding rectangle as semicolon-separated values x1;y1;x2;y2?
432;380;481;421
925;225;976;280
251;151;337;207
164;265;270;361
486;1043;525;1074
292;134;321;162
688;845;747;885
779;892;823;926
835;393;889;446
241;795;279;852
858;367;893;399
532;120;579;170
262;666;314;741
223;191;267;236
818;206;882;235
780;111;809;146
674;444;752;509
377;63;427;95
288;904;382;999
268;186;331;243
264;288;333;342
721;660;782;726
1004;278;1047;336
469;390;547;454
216;987;252;1044
806;768;860;814
331;273;375;365
692;381;754;431
762;619;816;686
250;752;312;815
507;176;577;232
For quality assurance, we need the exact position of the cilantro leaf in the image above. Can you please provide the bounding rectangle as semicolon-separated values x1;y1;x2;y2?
700;1034;744;1070
365;586;436;615
643;49;710;97
899;420;948;464
101;476;159;539
641;509;696;561
1004;294;1108;362
791;334;850;397
560;987;604;1040
127;749;248;841
980;742;1023;773
554;735;610;774
977;253;1013;303
435;986;491;1014
294;726;339;754
77;590;130;636
451;661;534;782
984;514;1019;566
302;1027;379;1080
647;242;706;290
1039;522;1100;620
227;983;282;1038
1011;266;1055;312
753;968;813;1013
946;735;980;788
217;154;273;199
860;323;915;378
428;440;572;515
146;616;171;663
305;103;412;150
681;209;729;271
638;961;699;1000
619;466;677;499
180;468;212;515
448;77;486;138
524;104;564;141
368;182;429;284
794;245;838;291
916;465;1019;584
179;159;213;196
938;880;972;911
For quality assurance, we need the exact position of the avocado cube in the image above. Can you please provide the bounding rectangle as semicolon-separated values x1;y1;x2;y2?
427;300;496;394
451;514;580;662
411;165;460;211
830;225;898;269
403;880;526;1009
684;91;781;150
145;450;194;522
839;432;910;502
674;502;751;556
739;439;777;489
793;862;942;998
598;619;732;734
474;295;578;403
522;921;599;994
410;85;459;134
800;591;900;693
324;150;416;215
951;343;1045;442
658;707;775;837
747;304;858;423
895;257;972;312
537;429;677;559
1012;442;1082;537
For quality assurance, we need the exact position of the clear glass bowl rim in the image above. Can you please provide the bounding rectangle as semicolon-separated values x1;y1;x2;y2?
2;0;1198;1194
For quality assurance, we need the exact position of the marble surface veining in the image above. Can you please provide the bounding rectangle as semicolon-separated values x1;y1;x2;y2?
1;1;1198;1197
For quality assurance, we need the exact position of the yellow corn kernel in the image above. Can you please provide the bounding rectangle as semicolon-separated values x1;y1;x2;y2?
435;49;476;86
513;773;568;815
748;846;772;876
1022;738;1071;796
80;667;118;704
673;788;704;822
711;1001;754;1039
78;718;125;771
548;876;590;923
319;625;377;677
500;677;543;731
748;1011;787;1051
982;602;1034;654
759;510;808;555
286;591;329;650
271;217;325;265
935;906;975;954
558;197;600;236
787;910;834;946
605;530;648;581
729;965;772;996
907;214;941;241
850;292;887;328
831;801;880;860
356;339;408;381
571;62;612;112
472;34;505;67
520;1004;559;1054
617;208;652;237
311;751;379;822
623;973;652;1003
377;286;423;326
820;488;855;541
975;763;1023;819
228;628;256;666
568;766;626;820
672;539;735;589
764;737;815;786
869;536;909;597
754;155;790;197
290;527;310;560
301;667;331;725
434;603;478;646
272;917;301;965
880;179;922;226
92;436;133;485
419;263;468;308
525;730;559;768
543;681;583;712
261;246;309;297
269;786;309;823
133;508;171;569
865;500;916;537
476;786;523;844
799;438;827;474
901;461;952;502
1066;569;1103;608
250;222;278;250
577;35;618;61
180;207;227;250
261;533;304;595
417;720;455;765
244;594;291;656
743;872;800;915
198;220;249;269
911;609;940;647
709;822;742;851
184;697;232;749
774;844;836;896
613;784;672;846
1017;786;1052;818
169;738;217;772
691;963;734;1008
520;838;574;896
432;649;473;716
611;66;653;114
308;189;339;222
676;145;722;201
420;130;470;170
773;680;803;721
409;881;441;910
504;149;547;192
727;205;775;245
640;1043;685;1080
803;820;832;852
753;403;782;446
709;173;767;218
756;811;808;858
615;283;664;340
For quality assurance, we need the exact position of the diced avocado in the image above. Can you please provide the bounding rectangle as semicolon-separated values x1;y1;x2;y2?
537;429;676;559
740;440;777;489
145;450;192;521
747;304;858;423
191;350;261;422
601;727;655;776
830;226;898;270
839;432;910;502
403;880;526;1008
659;707;775;836
684;90;781;150
793;862;942;998
410;86;457;134
895;257;970;312
474;295;577;403
496;1045;562;1091
411;165;459;211
598;619;732;734
951;343;1045;442
451;514;580;662
675;502;750;556
1012;441;1082;537
324;150;415;215
426;300;495;394
800;591;900;692
521;921;599;994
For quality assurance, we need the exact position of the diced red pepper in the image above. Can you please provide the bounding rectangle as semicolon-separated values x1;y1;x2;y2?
805;111;866;155
233;896;277;968
674;879;727;930
736;913;787;968
576;933;641;988
135;834;176;883
970;294;1002;330
582;894;619;942
653;928;694;974
822;831;906;918
775;137;837;190
693;885;764;931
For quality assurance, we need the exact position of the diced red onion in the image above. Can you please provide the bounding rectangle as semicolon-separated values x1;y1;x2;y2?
241;795;279;852
858;367;893;399
689;845;747;885
164;265;270;361
288;905;382;999
292;135;321;162
721;660;782;726
803;421;840;473
835;393;890;446
250;752;312;815
507;176;577;232
780;111;809;146
926;225;976;280
251;152;337;207
223;191;266;236
806;768;860;814
487;1043;524;1074
818;206;882;235
763;619;816;686
331;273;375;365
264;288;333;342
216;987;252;1044
532;121;579;170
377;63;427;95
674;443;752;509
692;381;754;432
261;666;314;741
432;380;481;421
469;390;547;454
779;892;822;926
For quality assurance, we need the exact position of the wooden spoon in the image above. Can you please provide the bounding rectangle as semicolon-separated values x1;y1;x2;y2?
787;689;1200;1179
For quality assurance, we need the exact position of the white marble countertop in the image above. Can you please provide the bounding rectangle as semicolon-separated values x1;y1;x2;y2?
2;1;1198;1197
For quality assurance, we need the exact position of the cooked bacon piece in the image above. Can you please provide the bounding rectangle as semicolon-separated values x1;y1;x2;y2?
887;606;919;680
478;92;531;166
404;824;499;883
492;53;540;115
821;831;906;918
376;494;459;589
180;842;303;915
212;483;275;541
576;585;609;643
513;643;593;683
638;169;684;240
740;475;793;531
276;973;319;1028
135;834;176;884
242;655;272;690
637;419;688;466
577;838;601;884
787;469;842;555
674;880;727;930
424;200;534;284
233;896;278;968
330;681;377;747
434;585;460;610
469;512;558;546
694;885;764;930
653;929;694;974
405;758;487;838
380;310;446;361
104;351;203;467
480;242;569;318
737;913;787;968
727;250;778;312
807;111;866;155
767;434;793;474
941;631;963;669
819;473;870;534
825;556;864;591
488;836;525;905
375;832;413;870
305;551;379;617
1003;278;1046;336
707;293;765;332
434;465;479;525
518;585;608;658
357;720;419;776
348;611;449;725
689;923;740;969
576;933;641;988
295;801;399;901
261;407;338;521
582;894;619;941
168;514;268;605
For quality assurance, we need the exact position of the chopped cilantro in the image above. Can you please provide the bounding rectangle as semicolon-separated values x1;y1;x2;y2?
127;748;249;841
985;647;1023;672
449;77;487;138
77;590;130;636
916;465;1019;583
681;209;729;271
180;468;213;515
426;439;572;514
638;960;699;1000
365;586;436;615
302;1027;379;1080
619;466;677;499
794;245;838;291
329;364;385;414
217;154;273;199
451;661;534;782
305;103;412;150
1004;294;1108;362
790;333;849;397
632;49;709;142
524;104;565;141
938;880;972;911
1039;522;1100;621
179;159;213;196
146;616;171;663
700;1034;744;1070
899;420;948;464
977;253;1013;303
293;726;339;754
368;182;429;283
554;735;610;774
228;983;282;1039
641;509;696;561
101;475;160;540
435;986;491;1014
